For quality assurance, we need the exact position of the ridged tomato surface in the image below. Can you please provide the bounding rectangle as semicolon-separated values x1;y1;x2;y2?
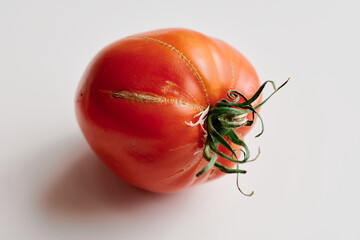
76;28;261;193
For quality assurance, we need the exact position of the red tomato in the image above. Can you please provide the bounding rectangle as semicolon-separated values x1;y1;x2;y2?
76;28;284;193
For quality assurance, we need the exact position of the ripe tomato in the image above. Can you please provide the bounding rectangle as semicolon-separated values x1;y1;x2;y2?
76;28;286;194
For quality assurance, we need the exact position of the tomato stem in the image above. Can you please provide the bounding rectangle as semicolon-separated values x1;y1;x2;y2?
197;78;289;196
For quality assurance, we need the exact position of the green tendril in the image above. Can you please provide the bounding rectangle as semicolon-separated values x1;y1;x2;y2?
196;78;289;196
236;162;254;197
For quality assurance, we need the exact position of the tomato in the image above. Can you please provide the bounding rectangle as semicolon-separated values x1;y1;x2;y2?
75;28;286;194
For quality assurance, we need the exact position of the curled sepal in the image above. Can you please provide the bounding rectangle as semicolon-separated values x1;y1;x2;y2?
214;162;247;174
196;145;218;177
207;115;238;159
236;162;254;197
194;78;289;196
225;130;251;163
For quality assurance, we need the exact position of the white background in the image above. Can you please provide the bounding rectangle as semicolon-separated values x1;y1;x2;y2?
1;0;360;239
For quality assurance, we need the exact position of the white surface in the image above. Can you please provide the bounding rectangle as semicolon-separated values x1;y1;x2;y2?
1;0;360;239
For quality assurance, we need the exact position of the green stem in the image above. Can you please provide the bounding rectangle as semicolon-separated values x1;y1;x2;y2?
196;78;289;196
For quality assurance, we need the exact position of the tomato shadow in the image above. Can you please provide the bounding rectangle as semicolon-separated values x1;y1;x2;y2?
41;135;177;221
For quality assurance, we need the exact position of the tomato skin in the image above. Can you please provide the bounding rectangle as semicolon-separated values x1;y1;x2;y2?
76;28;261;193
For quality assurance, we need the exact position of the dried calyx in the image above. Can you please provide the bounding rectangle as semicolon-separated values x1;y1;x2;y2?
190;79;289;196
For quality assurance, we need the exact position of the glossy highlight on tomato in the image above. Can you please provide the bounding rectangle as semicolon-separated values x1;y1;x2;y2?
76;28;281;193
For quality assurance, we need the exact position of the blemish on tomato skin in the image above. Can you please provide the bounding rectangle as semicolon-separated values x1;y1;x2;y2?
161;154;203;182
206;168;216;181
168;142;199;152
131;35;210;105
76;92;84;103
110;89;204;111
162;169;185;181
